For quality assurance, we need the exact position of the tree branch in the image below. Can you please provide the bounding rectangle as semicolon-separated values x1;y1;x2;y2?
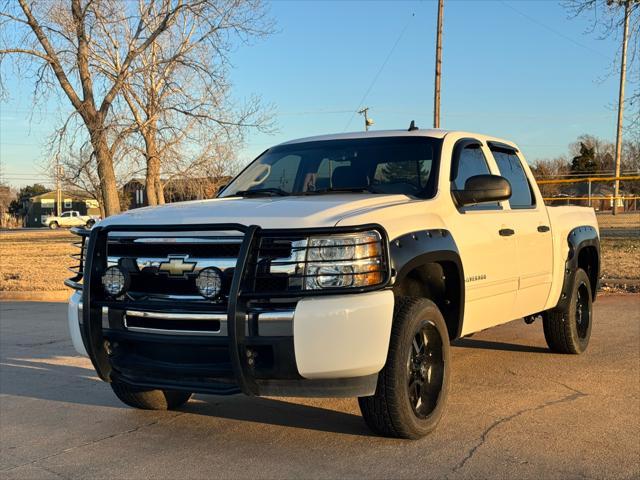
16;0;83;112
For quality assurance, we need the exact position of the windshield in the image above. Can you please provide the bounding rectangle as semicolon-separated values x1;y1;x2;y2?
220;136;442;198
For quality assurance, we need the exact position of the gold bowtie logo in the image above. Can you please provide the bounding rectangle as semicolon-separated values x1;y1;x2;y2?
158;255;196;277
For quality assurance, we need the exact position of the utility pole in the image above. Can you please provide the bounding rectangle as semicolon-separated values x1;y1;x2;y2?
612;0;630;216
433;0;444;129
358;107;374;131
54;163;64;216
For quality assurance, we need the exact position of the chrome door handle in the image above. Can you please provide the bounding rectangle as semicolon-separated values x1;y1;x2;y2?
499;228;515;236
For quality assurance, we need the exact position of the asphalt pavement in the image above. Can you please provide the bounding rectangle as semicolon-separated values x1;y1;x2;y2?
1;296;639;479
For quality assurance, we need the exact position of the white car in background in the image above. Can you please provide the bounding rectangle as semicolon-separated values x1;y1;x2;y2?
43;210;99;229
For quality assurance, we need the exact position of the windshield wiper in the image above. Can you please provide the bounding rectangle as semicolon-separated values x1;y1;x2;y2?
303;186;381;195
233;188;290;197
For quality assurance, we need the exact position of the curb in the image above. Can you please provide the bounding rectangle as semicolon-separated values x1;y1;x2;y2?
0;291;71;302
600;279;640;294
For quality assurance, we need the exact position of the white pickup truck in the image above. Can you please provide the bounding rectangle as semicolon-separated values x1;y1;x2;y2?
43;210;98;229
66;127;600;439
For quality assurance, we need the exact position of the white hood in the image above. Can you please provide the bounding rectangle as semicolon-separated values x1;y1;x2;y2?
99;194;412;229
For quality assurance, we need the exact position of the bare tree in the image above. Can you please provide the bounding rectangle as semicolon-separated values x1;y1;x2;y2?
113;0;273;206
0;0;207;216
565;0;640;133
45;105;141;217
163;142;238;202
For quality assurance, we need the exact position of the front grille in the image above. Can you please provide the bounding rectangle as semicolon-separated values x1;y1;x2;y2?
66;225;390;304
105;234;295;301
124;311;223;335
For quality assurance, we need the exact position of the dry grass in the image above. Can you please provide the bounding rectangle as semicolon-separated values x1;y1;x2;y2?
596;212;640;229
0;230;75;291
600;238;640;281
0;229;637;293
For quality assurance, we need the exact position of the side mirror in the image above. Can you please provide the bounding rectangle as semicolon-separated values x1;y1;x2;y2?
453;174;511;206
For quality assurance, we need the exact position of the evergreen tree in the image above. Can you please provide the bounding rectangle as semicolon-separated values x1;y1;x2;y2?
570;143;599;176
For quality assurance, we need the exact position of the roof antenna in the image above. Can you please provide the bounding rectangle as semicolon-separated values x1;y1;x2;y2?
408;120;418;131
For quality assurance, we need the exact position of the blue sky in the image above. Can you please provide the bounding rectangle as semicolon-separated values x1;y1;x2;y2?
0;0;622;187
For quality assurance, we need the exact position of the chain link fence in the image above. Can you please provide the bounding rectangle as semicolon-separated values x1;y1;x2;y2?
536;175;640;213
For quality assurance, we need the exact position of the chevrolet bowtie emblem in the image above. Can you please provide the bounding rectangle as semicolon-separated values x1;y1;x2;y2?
158;255;197;277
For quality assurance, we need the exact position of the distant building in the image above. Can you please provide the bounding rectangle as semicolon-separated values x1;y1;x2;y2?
121;179;148;210
0;185;15;228
23;191;101;228
121;177;231;210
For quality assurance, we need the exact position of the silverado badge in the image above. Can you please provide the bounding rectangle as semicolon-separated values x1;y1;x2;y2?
158;255;197;277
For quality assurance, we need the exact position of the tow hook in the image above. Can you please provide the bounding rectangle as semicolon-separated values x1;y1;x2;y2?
246;348;258;369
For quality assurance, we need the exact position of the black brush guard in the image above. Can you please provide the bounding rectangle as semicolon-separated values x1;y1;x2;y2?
73;223;390;397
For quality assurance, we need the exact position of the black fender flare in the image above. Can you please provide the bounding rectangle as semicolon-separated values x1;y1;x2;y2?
389;229;465;339
555;225;600;311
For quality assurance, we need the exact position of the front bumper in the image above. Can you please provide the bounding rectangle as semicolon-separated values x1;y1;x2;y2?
68;222;393;398
68;287;394;397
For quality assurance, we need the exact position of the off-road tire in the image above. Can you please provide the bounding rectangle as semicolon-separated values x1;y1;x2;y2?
111;382;192;410
49;222;59;230
543;268;593;354
358;297;450;439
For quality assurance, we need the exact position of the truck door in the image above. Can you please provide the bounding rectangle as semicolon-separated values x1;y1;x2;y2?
59;211;71;226
489;144;553;318
447;139;519;335
72;211;84;226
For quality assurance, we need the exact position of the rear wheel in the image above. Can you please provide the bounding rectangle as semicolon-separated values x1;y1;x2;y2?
111;382;192;410
543;268;593;354
85;219;95;228
358;297;450;439
49;222;58;230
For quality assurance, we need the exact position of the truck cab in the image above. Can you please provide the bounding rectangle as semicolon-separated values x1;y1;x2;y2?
66;127;599;438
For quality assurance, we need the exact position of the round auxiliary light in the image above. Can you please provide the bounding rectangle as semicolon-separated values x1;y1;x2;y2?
196;267;223;299
102;266;127;296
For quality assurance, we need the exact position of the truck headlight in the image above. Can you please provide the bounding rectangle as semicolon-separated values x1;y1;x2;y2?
304;230;385;290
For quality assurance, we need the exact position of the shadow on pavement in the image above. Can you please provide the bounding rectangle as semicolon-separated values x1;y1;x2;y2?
452;337;550;353
0;354;373;437
183;396;372;437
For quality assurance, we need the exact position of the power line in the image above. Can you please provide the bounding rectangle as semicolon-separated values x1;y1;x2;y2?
499;1;610;60
278;109;354;116
343;12;416;132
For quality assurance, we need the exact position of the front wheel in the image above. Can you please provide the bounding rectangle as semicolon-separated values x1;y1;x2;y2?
358;297;450;439
543;268;593;354
111;382;192;410
48;222;58;230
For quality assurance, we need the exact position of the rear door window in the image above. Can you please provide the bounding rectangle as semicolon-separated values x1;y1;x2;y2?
492;150;535;208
